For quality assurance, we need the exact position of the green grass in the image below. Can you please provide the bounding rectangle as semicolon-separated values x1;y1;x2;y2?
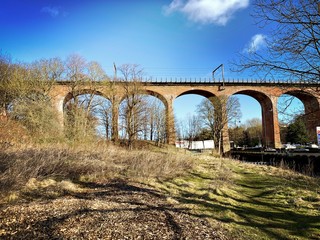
148;155;320;240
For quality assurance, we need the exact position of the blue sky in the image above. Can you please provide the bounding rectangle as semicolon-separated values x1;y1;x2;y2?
0;0;301;123
1;0;259;77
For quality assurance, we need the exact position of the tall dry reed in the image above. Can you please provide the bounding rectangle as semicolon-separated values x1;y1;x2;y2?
0;143;194;194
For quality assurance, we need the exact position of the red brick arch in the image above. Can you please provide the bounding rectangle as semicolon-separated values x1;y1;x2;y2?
49;82;320;150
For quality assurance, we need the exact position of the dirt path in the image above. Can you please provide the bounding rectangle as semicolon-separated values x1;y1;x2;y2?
0;180;223;239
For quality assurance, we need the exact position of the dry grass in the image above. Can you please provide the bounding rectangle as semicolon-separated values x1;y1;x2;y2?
0;119;29;148
0;143;194;201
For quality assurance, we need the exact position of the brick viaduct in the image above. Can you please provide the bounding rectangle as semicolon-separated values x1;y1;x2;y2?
48;80;320;153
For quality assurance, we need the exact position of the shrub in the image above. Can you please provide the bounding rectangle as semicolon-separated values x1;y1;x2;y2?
10;98;63;143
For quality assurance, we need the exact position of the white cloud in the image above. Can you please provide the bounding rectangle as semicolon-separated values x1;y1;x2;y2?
164;0;249;25
244;34;267;53
41;6;67;17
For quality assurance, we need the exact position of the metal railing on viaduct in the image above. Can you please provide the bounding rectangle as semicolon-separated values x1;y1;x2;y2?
138;77;320;86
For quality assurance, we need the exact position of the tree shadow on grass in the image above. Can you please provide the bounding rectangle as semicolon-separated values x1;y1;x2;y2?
160;172;320;240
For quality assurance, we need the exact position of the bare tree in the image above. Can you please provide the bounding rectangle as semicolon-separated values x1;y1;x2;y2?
140;104;150;140
186;114;202;148
87;61;107;82
64;55;104;112
197;99;215;139
149;99;166;145
118;64;146;149
235;0;320;83
64;54;102;142
30;57;64;95
277;94;305;124
0;54;17;117
65;54;87;92
0;54;35;116
94;97;112;140
245;118;263;146
175;117;184;141
137;98;167;144
103;107;112;140
82;61;108;115
197;95;241;154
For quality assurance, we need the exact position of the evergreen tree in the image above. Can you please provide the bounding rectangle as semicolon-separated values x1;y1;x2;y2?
286;117;309;144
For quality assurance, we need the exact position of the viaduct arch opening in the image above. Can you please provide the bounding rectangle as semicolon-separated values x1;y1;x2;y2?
174;91;213;141
279;90;320;143
118;93;166;143
229;94;262;148
174;89;233;152
63;89;112;140
233;90;279;148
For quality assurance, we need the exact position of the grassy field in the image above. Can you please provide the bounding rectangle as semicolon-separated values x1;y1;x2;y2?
0;144;319;239
148;154;320;240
